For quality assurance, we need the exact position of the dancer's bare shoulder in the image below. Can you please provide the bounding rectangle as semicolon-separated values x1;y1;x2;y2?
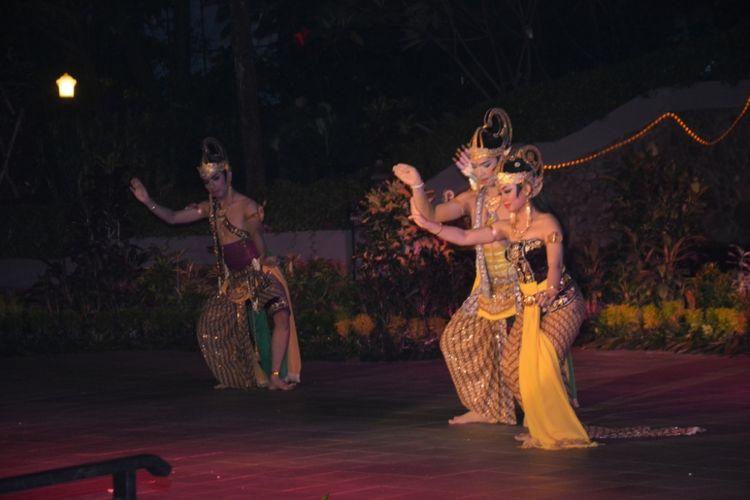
453;189;476;205
535;212;562;233
451;190;475;215
233;195;264;226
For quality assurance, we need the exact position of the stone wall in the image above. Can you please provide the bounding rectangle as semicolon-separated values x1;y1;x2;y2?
133;229;353;267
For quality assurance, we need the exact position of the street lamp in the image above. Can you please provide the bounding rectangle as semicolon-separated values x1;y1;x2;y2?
56;73;77;98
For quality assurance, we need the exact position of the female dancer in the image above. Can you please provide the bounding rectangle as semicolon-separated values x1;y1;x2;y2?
130;138;301;391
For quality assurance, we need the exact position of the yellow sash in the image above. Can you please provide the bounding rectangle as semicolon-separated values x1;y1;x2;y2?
478;302;516;321
518;280;595;450
472;272;516;321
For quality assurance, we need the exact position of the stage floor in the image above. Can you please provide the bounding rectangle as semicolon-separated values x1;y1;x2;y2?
1;348;749;499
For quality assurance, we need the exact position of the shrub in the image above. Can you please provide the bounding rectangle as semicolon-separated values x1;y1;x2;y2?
596;304;640;338
588;301;748;354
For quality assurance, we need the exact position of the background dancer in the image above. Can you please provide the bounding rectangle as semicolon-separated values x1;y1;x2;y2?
130;137;301;391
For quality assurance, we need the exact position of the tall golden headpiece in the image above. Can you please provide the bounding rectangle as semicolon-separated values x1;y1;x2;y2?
467;108;513;163
197;137;230;178
458;108;513;190
496;145;544;197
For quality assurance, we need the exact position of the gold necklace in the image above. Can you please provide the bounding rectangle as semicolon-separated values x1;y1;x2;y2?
510;201;532;238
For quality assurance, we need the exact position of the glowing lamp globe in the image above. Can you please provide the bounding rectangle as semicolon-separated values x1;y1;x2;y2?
56;73;77;98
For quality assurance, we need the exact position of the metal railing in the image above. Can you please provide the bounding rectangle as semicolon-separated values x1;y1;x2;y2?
0;453;172;499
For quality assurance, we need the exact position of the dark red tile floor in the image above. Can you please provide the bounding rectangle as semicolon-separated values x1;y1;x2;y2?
1;348;749;499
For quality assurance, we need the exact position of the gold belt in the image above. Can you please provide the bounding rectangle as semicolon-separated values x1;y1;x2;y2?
522;294;539;307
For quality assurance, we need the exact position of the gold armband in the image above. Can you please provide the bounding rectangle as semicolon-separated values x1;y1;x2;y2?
546;231;563;244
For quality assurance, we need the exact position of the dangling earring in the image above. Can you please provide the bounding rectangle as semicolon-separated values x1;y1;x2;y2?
525;198;531;224
512;197;532;238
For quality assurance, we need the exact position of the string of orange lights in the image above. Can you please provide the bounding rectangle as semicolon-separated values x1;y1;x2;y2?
545;92;750;171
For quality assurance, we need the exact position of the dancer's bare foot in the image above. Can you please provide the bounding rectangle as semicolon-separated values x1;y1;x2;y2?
514;431;530;442
448;410;493;425
213;383;229;390
268;374;295;391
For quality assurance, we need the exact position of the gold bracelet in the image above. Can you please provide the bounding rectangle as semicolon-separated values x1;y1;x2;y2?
412;182;425;190
434;223;444;235
149;202;157;211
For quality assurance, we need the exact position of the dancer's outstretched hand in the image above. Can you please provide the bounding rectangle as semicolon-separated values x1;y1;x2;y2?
392;163;423;188
409;210;430;230
409;199;441;234
129;178;150;204
453;146;472;176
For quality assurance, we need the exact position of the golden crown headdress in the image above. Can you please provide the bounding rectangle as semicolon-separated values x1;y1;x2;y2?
467;108;513;163
457;108;513;190
496;145;544;197
197;137;230;178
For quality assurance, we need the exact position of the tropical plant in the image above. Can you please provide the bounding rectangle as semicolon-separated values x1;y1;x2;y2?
354;179;473;319
285;256;362;360
686;262;737;309
348;179;474;359
640;233;702;302
568;238;607;314
728;245;750;310
602;148;708;304
12;243;211;354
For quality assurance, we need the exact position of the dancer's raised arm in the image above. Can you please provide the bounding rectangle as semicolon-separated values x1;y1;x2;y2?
393;163;467;222
130;177;206;225
409;200;501;246
243;200;269;263
540;215;565;308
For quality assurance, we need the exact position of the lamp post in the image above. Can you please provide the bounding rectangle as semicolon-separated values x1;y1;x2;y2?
56;73;77;98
